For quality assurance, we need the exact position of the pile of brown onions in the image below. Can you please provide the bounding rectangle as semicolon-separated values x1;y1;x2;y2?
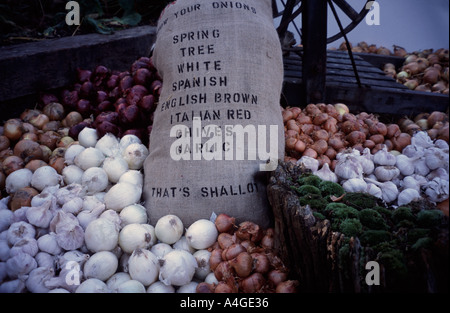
196;214;299;293
282;103;413;169
334;41;395;56
0;102;77;203
384;48;449;94
397;111;449;142
40;56;161;146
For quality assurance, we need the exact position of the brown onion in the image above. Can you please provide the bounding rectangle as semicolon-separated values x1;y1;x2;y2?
294;140;306;153
423;67;440;85
383;139;394;151
323;118;338;134
214;261;235;281
251;253;270;274
369;134;385;145
386;124;401;138
222;243;246;261
29;114;50;130
215;213;236;233
268;269;288;287
300;124;315;136
2;155;24;175
302;147;318;159
286;120;300;132
276;280;299;293
340;120;358;134
217;233;236;249
236;221;264;243
363;140;376;150
240;240;257;253
39;131;60;151
369;122;387;136
20;109;41;122
25;159;48;172
285;137;297;150
427;128;439;140
346;131;366;146
312;129;329;141
49;156;65;174
325;147;337;160
239;272;265;293
62;111;83;128
328;135;345;150
393;133;412;151
0;136;10;151
261;228;274;250
9;187;39;211
0;171;5;190
43;102;65;121
196;282;215;293
3;119;23;141
437;123;449;142
13;139;44;163
214;281;235;293
427;111;448;128
317;154;332;167
210;249;224;271
296;113;312;124
289;107;302;119
229;252;253;278
310;139;328;155
313;113;329;126
42;121;61;132
305;104;321;116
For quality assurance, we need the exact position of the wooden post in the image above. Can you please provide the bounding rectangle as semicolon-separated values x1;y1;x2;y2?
302;0;328;105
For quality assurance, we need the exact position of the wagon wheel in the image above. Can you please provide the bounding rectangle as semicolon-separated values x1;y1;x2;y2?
273;0;372;45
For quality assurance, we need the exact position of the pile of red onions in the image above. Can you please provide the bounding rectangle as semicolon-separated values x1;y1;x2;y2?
196;214;299;293
40;57;162;146
282;103;414;169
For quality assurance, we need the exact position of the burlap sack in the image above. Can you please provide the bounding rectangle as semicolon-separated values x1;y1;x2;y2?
143;0;284;228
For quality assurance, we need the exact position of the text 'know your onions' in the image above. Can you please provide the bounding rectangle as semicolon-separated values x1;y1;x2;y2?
169;117;280;171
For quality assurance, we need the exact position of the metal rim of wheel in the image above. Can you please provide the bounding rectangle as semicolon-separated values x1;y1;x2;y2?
273;0;372;44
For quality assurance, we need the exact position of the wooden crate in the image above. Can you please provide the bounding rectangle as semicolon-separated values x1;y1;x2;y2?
282;49;449;116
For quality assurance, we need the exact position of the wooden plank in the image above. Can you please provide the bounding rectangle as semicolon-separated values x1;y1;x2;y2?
0;26;157;104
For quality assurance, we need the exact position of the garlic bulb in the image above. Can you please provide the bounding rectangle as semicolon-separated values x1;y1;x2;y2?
7;221;36;246
313;163;338;183
397;188;422;206
35;252;56;269
342;178;367;193
37;232;62;255
360;148;375;175
0;279;26;293
26;200;55;229
0;209;13;232
6;252;37;278
401;176;421;192
412;131;434;149
50;211;85;251
9;237;39;257
374;166;401;182
414;158;431;177
373;146;397;166
365;178;399;204
77;203;106;230
25;267;55;293
61;197;84;215
425;177;449;203
425;147;449;171
296;156;319;172
335;157;364;181
365;183;382;199
427;168;449;181
395;154;416;176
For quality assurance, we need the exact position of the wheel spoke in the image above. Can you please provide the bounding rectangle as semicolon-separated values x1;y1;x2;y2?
331;0;359;21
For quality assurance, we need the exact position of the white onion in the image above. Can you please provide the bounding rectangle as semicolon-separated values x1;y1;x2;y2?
95;133;120;157
119;134;142;152
81;167;109;195
122;143;148;170
84;218;119;253
204;272;219;285
159;250;197;287
5;168;33;194
177;281;199;293
119;204;148;226
30;166;61;191
193;249;212;280
64;144;85;165
74;147;105;170
83;251;118;281
75;278;109;293
78;127;98;148
185;219;218;250
106;272;131;292
102;157;129;183
104;182;142;212
118;223;154;254
128;249;160;286
147;281;175;293
173;236;196;254
118;170;143;186
155;214;184;245
150;243;173;259
117;280;146;293
62;165;84;185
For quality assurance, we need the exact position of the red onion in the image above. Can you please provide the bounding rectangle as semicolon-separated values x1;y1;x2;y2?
77;68;92;83
229;252;252;278
217;233;235;249
119;76;134;93
222;243;246;261
209;249;223;271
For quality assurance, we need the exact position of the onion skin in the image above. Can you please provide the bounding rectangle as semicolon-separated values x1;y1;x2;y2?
236;221;263;243
215;213;236;233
